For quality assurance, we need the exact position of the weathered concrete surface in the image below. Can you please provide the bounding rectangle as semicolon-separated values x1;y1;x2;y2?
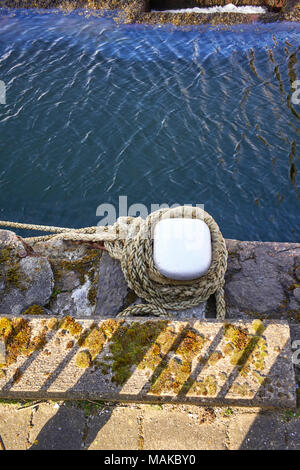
0;317;296;408
0;401;299;450
0;340;5;365
86;406;141;450
227;411;289;449
29;402;86;450
142;405;228;450
0;404;32;450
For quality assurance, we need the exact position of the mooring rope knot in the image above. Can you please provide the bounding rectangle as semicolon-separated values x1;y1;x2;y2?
0;206;228;319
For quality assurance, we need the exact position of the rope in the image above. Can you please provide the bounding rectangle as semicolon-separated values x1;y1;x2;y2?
0;206;228;319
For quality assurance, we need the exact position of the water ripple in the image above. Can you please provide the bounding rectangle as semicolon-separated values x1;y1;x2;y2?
0;9;299;240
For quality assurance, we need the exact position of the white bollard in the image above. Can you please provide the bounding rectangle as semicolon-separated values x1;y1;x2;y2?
153;218;212;281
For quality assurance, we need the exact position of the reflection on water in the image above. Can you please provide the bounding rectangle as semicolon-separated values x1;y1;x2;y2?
0;9;299;241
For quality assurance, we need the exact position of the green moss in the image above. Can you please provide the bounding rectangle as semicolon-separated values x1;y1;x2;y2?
224;407;233;417
108;320;168;386
94;360;110;374
67;399;105;416
54;249;101;286
282;409;300;422
75;350;91;369
51;289;61;300
0;247;13;264
23;304;44;315
6;265;21;289
59;315;83;336
0;398;21;406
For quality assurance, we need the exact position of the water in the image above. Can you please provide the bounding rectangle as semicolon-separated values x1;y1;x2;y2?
0;8;299;242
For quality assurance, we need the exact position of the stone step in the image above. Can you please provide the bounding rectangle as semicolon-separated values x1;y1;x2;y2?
0;316;296;408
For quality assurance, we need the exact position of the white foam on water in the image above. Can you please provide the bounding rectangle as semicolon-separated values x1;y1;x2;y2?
152;4;267;14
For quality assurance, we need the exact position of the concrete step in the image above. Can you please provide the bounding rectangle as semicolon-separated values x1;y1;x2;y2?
0;316;296;408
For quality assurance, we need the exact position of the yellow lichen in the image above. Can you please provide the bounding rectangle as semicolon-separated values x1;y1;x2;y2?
77;319;120;364
224;324;250;350
100;319;120;341
189;375;218;397
175;329;206;361
75;350;91;369
2;318;47;366
0;317;13;339
59;316;83;336
252;319;266;334
230;383;252;397
222;343;234;355
80;327;106;360
47;318;58;330
208;351;223;366
149;327;206;396
223;323;268;377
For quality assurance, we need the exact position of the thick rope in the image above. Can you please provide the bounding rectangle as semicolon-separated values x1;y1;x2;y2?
0;206;228;319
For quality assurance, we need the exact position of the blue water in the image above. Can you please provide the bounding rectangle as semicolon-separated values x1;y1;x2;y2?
0;8;299;241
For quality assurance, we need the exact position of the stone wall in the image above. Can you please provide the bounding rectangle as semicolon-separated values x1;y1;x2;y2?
0;229;299;323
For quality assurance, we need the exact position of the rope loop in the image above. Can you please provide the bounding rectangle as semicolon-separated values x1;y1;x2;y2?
0;206;227;318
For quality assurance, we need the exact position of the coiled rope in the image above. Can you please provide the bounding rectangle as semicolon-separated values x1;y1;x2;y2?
0;206;228;319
